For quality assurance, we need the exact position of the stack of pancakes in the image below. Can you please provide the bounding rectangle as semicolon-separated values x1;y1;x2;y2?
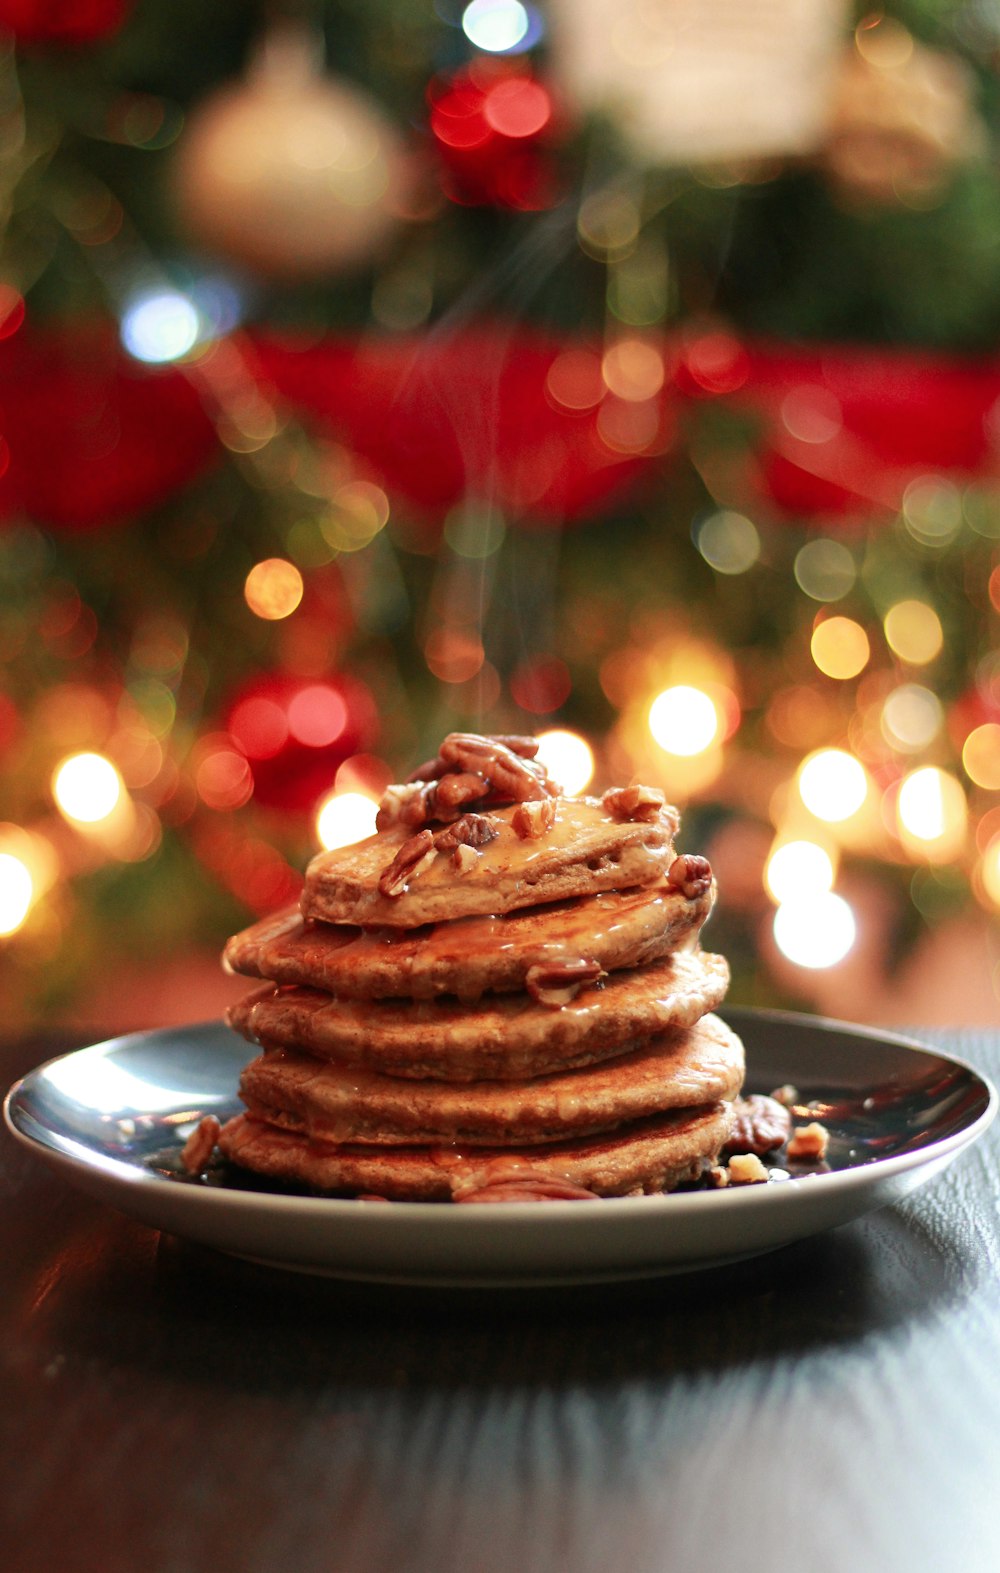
218;732;744;1201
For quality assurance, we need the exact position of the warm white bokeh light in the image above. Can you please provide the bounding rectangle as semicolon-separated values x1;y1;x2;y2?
896;767;967;856
535;729;594;796
316;791;379;851
648;685;719;757
52;752;123;824
773;892;857;969
0;853;33;936
765;839;835;905
797;749;868;822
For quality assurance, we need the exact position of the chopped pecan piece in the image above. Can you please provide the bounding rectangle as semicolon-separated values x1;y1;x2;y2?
451;843;480;872
378;830;438;898
433;812;499;851
525;958;604;1007
723;1094;792;1158
787;1121;830;1161
601;784;666;822
376;782;429;832
727;1153;770;1185
405;755;449;784
180;1115;220;1176
455;1174;600;1203
512;797;557;839
665;853;713;899
439;732;554;803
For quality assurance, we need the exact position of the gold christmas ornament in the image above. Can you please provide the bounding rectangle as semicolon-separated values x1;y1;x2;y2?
171;26;408;279
821;19;984;205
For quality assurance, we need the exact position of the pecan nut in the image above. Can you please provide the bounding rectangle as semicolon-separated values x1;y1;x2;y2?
433;813;499;852
511;798;557;839
180;1115;221;1176
439;732;554;803
786;1121;830;1161
602;784;666;822
722;1094;792;1158
665;853;713;899
431;771;489;818
378;829;438;898
525;958;604;1007
376;781;433;832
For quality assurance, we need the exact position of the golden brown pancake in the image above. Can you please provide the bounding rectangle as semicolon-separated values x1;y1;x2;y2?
301;795;679;929
217;1100;735;1201
227;947;730;1081
223;881;714;1003
234;1012;743;1146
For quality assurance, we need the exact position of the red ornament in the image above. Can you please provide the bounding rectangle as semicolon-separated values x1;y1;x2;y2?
429;64;561;210
0;0;132;46
224;671;379;816
0;325;218;530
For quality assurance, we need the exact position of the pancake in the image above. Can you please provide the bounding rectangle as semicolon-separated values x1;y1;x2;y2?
217;1100;735;1201
226;947;730;1081
301;795;679;929
223;881;715;1003
234;1012;744;1146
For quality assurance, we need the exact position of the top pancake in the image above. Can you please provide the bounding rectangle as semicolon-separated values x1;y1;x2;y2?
223;880;714;1003
301;795;679;929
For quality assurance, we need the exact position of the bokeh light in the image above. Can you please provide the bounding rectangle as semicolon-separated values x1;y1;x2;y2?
883;599;943;665
694;510;760;575
773;892;857;969
962;723;1000;790
121;289;200;363
793;538;857;602
287;685;349;747
0;853;33;936
462;1;531;54
765;840;836;905
316;790;379;850
897;767;967;859
244;558;304;621
649;686;719;757
880;684;943;752
797;749;868;822
979;834;1000;909
52;752;123;824
601;339;664;402
536;729;594;795
902;476;963;548
810;616;870;680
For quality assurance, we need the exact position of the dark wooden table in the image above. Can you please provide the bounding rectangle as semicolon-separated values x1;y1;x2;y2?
3;1026;1000;1573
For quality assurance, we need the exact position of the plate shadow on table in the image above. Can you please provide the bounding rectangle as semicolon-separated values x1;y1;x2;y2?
12;1184;983;1399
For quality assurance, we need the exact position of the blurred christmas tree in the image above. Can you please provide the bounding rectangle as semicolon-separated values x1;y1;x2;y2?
2;0;1000;1025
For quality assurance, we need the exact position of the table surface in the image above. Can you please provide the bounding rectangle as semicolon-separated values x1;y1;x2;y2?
2;1023;1000;1573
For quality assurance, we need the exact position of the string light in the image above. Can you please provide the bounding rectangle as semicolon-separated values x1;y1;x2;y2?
648;686;719;757
536;730;594;795
52;752;123;824
461;1;536;55
773;892;857;969
244;559;304;620
0;853;33;936
797;749;868;822
316;791;379;850
121;289;200;363
896;766;967;859
765;840;836;904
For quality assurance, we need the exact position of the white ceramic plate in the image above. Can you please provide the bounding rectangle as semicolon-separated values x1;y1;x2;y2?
4;1009;996;1286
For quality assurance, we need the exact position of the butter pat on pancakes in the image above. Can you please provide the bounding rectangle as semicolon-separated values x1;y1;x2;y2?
218;732;744;1201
